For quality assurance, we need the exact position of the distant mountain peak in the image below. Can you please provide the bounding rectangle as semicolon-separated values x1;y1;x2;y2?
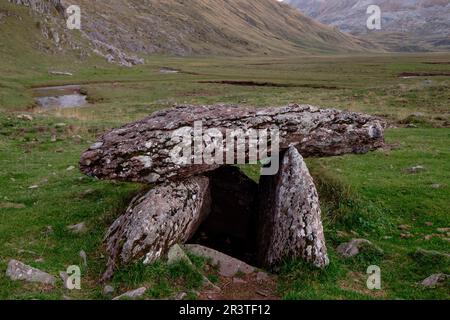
285;0;450;51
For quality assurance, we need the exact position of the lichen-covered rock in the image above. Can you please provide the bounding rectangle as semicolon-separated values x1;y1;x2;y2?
256;146;329;268
102;176;211;281
80;104;385;184
6;259;56;286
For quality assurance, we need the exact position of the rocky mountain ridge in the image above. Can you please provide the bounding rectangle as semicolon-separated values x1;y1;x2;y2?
285;0;450;51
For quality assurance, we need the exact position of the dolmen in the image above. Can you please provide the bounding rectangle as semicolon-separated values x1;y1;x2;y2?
79;104;385;280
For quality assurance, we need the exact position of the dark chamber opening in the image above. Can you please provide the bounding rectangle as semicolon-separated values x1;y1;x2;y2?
188;166;259;266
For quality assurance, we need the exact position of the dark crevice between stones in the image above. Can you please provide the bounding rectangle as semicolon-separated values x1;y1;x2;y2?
188;166;260;267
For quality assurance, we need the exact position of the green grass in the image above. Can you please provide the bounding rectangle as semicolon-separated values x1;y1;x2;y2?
0;7;449;298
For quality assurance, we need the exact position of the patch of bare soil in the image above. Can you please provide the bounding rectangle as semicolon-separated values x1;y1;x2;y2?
399;72;450;77
422;62;450;65
199;273;280;300
198;80;339;90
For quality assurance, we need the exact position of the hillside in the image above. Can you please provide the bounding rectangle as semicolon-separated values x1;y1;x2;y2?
67;0;377;56
286;0;450;52
2;0;376;66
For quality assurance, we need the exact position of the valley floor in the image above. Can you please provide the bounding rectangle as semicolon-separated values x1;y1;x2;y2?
0;53;449;299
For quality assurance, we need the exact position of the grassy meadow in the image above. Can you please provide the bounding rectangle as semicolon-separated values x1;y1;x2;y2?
0;47;449;299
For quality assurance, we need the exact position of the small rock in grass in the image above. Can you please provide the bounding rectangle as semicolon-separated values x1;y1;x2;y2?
398;224;411;231
103;285;115;295
420;273;449;288
79;250;87;267
66;166;75;171
112;287;146;300
28;185;39;189
405;165;425;174
437;228;450;233
6;259;56;286
431;184;443;189
67;222;87;234
175;292;187;300
425;222;433;227
17;114;33;121
336;239;383;258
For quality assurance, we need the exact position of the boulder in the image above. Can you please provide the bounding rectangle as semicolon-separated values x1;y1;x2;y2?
256;146;329;268
80;104;385;184
102;176;211;281
6;259;56;286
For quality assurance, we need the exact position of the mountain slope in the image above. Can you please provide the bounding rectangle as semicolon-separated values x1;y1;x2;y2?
4;0;377;63
66;0;379;55
286;0;450;52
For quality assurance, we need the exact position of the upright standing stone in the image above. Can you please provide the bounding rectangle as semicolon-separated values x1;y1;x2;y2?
257;146;329;268
102;176;211;281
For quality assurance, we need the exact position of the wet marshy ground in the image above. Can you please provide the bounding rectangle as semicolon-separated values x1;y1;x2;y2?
32;85;87;109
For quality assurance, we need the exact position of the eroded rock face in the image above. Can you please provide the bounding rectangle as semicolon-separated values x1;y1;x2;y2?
8;0;64;15
256;146;329;269
80;104;385;184
102;176;211;281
